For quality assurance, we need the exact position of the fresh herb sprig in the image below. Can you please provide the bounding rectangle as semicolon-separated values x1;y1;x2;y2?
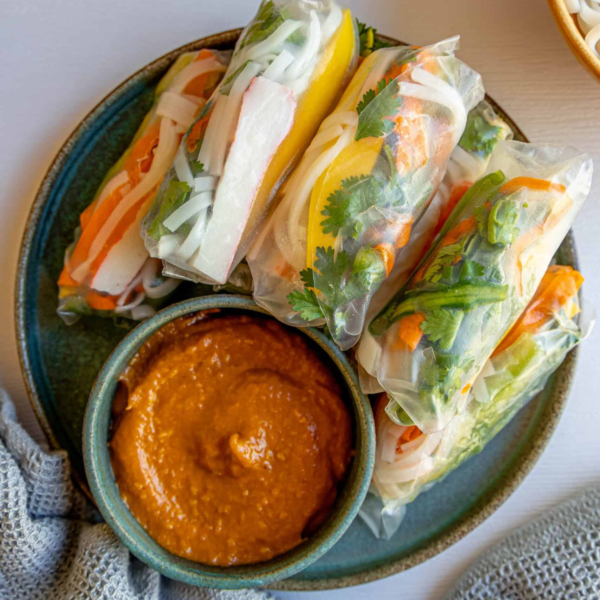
356;20;392;57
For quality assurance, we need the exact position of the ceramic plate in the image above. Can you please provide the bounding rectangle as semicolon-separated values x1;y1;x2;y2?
15;30;579;590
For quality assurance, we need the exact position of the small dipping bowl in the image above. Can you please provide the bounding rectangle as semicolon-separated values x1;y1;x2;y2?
83;295;375;589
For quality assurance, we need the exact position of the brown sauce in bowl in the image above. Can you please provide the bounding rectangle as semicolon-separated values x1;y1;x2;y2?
109;310;352;566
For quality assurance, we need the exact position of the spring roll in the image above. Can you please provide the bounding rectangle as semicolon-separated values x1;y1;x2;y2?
361;265;586;539
368;140;592;433
57;49;229;324
142;0;359;285
248;37;484;350
358;100;512;391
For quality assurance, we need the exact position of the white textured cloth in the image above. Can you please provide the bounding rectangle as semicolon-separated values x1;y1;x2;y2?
445;485;600;599
0;389;273;600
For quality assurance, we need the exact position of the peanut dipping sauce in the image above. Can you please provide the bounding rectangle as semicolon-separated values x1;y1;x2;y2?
109;310;352;566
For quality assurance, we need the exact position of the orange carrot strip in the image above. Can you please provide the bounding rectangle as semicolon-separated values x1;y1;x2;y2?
433;181;472;239
123;121;161;183
398;426;422;449
194;49;215;62
493;265;583;357
86;290;118;311
374;243;396;277
67;186;128;271
57;266;78;287
499;177;566;195
394;312;426;351
88;191;156;277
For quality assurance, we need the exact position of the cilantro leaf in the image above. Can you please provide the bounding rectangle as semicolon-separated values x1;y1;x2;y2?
148;180;191;240
475;197;520;247
356;78;391;115
419;352;473;404
320;149;406;240
290;246;386;332
320;175;388;238
191;161;204;177
420;309;465;350
489;198;520;246
459;112;503;158
422;242;463;283
239;1;284;49
288;288;323;322
460;260;485;281
356;20;392;57
299;267;316;289
355;77;401;141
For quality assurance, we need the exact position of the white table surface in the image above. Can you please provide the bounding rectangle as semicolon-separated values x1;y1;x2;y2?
1;0;599;598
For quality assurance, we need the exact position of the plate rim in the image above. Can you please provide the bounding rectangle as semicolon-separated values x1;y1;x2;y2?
14;29;579;591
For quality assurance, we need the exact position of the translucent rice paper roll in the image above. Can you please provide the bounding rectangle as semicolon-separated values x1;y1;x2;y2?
358;100;513;392
361;265;587;539
248;37;485;350
142;0;359;285
57;49;229;324
367;141;592;433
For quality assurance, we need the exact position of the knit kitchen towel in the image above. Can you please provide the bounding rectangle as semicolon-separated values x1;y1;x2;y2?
445;484;600;599
0;388;274;600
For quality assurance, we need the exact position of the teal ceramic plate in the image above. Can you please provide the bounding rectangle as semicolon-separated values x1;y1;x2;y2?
15;30;579;590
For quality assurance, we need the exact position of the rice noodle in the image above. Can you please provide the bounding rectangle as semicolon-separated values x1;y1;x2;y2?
284;11;321;82
243;19;303;63
116;273;143;306
93;170;130;213
170;57;227;95
194;176;216;193
182;94;206;108
405;67;466;145
157;233;178;259
141;260;181;299
286;122;356;246
115;290;146;313
381;432;401;463
321;2;342;40
472;374;490;404
376;456;434;483
178;208;208;260
163;191;212;232
173;146;194;187
262;49;295;83
198;95;227;173
156;91;199;129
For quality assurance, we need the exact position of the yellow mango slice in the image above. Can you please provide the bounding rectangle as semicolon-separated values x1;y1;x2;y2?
236;8;358;262
306;136;384;267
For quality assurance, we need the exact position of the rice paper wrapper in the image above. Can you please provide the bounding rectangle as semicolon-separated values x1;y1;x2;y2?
248;36;485;350
357;100;513;392
361;279;589;539
142;0;359;285
56;49;229;324
367;140;592;434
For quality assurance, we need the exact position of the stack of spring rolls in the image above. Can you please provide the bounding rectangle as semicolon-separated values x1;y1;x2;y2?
56;0;593;539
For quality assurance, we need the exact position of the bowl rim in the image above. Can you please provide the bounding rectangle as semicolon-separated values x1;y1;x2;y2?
82;294;376;589
548;0;600;80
